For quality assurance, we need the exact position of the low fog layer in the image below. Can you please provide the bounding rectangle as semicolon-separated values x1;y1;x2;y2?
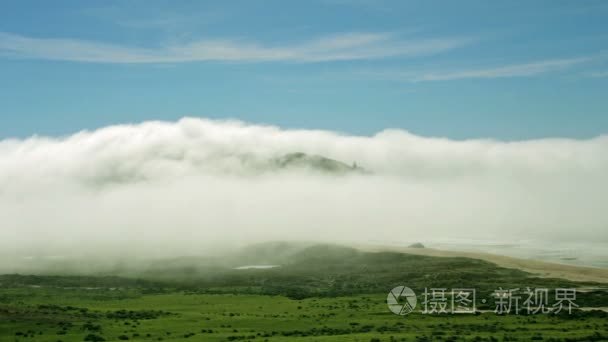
1;118;607;260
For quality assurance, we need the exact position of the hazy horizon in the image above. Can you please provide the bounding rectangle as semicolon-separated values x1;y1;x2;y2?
1;117;607;262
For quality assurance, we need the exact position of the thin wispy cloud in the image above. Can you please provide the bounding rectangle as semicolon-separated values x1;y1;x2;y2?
411;57;591;82
0;31;469;63
361;57;592;83
588;70;608;78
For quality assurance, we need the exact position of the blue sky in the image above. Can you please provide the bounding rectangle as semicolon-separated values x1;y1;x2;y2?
0;0;607;140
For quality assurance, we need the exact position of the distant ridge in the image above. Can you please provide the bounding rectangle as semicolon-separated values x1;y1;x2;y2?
272;152;367;174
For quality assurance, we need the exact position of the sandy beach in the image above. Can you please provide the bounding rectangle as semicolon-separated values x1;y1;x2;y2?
359;245;608;284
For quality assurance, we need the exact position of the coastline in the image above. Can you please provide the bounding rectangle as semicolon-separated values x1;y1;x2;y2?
358;244;608;284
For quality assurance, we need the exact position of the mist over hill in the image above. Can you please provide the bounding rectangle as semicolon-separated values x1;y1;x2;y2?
272;152;366;174
0;117;607;261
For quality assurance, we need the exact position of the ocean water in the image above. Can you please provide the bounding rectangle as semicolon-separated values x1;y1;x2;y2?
423;239;608;269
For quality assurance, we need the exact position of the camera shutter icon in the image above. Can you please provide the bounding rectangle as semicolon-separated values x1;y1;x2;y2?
387;286;417;315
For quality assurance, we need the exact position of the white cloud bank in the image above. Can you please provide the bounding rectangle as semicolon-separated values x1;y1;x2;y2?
0;32;468;63
1;118;607;259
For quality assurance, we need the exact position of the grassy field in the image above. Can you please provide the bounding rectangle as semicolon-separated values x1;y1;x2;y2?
1;289;607;342
1;244;607;341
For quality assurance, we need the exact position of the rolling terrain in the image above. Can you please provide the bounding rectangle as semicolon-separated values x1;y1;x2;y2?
1;243;607;341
